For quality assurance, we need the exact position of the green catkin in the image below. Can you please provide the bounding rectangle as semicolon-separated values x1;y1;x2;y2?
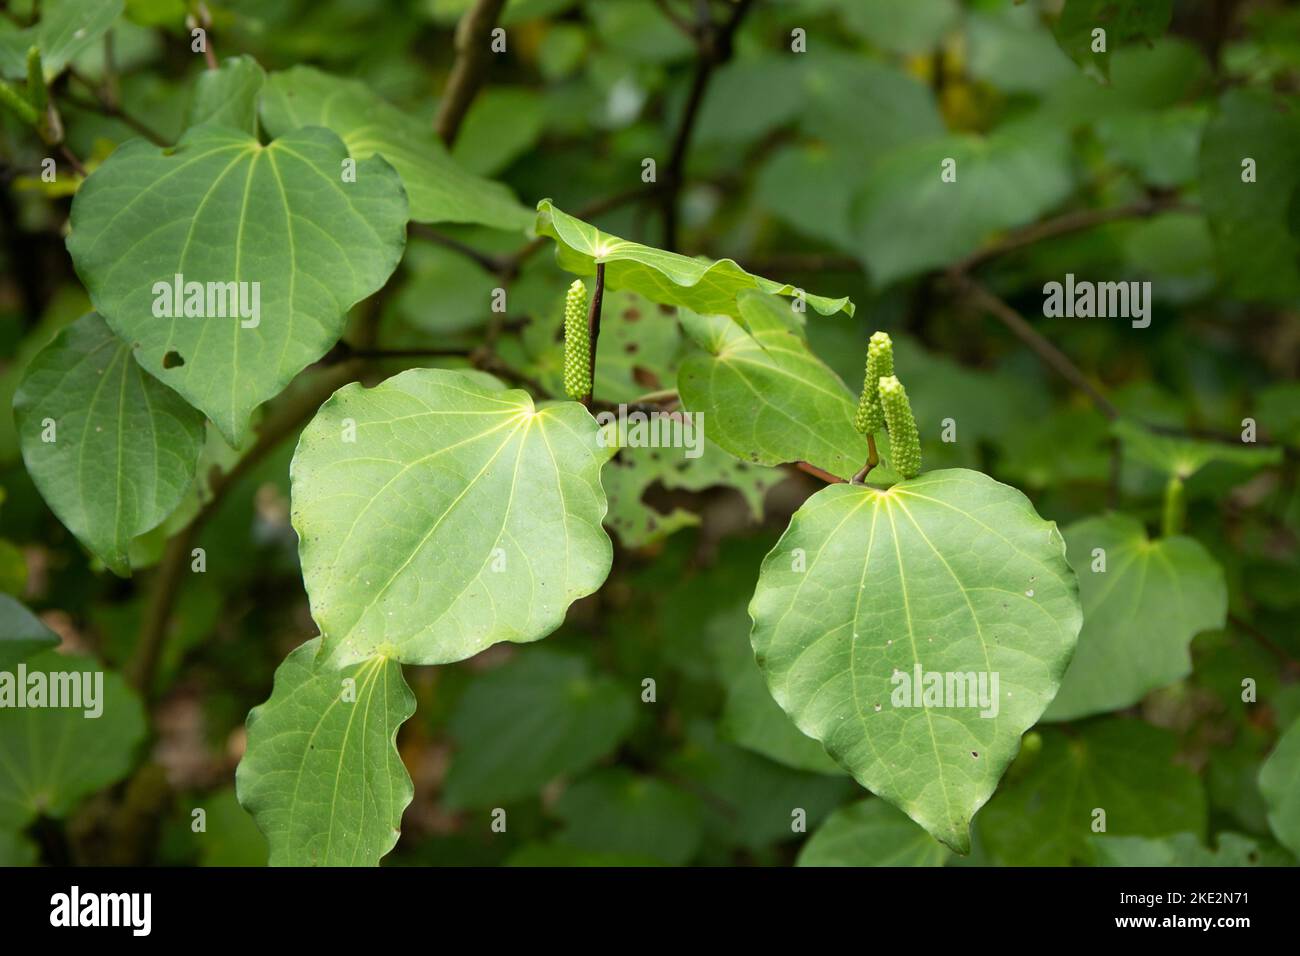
562;279;591;400
853;331;894;435
878;374;922;479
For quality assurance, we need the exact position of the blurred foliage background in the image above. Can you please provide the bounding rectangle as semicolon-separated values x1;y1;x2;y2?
2;0;1299;866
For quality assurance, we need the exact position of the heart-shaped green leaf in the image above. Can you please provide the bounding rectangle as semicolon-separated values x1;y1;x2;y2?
67;124;408;445
236;637;415;866
535;200;854;317
1112;418;1283;478
1260;715;1300;858
443;650;635;808
260;66;533;232
292;368;613;667
0;651;145;832
797;798;951;867
677;290;886;480
749;469;1082;852
14;313;205;576
1044;513;1226;721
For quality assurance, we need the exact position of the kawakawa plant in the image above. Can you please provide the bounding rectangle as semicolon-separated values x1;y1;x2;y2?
16;3;1289;868
16;135;1086;858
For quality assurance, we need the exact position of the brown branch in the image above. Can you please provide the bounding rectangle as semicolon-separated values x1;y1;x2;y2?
66;66;170;145
794;461;845;484
1228;613;1300;674
583;262;606;405
661;0;755;250
950;194;1195;275
62;88;169;147
435;0;508;146
57;144;86;177
129;359;365;695
951;273;1120;421
652;0;698;40
851;434;879;484
408;222;507;273
472;351;551;397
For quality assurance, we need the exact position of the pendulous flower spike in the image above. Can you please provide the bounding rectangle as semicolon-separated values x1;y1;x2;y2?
562;279;591;400
854;331;894;436
879;374;921;479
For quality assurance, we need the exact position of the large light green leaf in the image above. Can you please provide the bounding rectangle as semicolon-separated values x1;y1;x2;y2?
1260;715;1300;858
797;798;951;867
0;0;124;80
677;290;886;480
14;313;205;576
552;769;702;866
535;201;854;318
1199;90;1300;300
0;595;59;669
67;125;408;445
259;66;533;232
977;720;1207;866
442;650;635;809
236;637;415;866
749;469;1082;852
186;55;266;135
0;651;145;832
291;368;613;668
852;126;1074;286
1112;419;1283;478
1044;513;1226;721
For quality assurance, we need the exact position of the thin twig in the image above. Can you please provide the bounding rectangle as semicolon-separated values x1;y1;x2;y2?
57;144;86;177
1228;613;1300;673
583;262;606;405
851;434;879;484
201;2;218;71
129;360;364;695
795;461;845;484
952;274;1120;421
342;346;475;361
62;86;169;146
652;0;698;40
408;222;507;273
435;0;508;145
950;195;1195;275
661;0;754;250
